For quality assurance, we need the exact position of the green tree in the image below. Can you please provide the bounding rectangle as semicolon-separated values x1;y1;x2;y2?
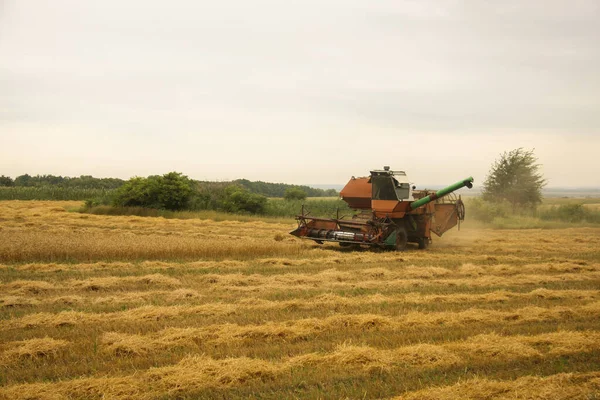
482;148;546;208
112;172;193;211
221;186;267;214
0;175;14;187
284;187;307;201
14;174;33;186
156;172;194;210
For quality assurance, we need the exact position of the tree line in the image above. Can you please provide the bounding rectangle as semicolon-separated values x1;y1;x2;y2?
0;174;337;199
0;174;125;189
88;172;332;215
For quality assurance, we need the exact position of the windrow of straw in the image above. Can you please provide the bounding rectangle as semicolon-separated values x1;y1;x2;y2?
1;274;182;296
99;316;600;357
5;301;600;332
0;337;70;363
8;257;597;275
3;269;600;301
393;371;600;400
4;287;596;313
2;333;600;400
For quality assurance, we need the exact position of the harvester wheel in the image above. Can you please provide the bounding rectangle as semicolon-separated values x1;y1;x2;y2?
456;199;466;221
395;227;408;251
417;237;429;250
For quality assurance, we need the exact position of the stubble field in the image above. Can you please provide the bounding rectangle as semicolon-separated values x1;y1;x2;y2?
1;201;600;399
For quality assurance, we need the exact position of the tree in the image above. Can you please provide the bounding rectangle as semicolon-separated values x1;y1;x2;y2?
14;174;33;186
221;186;267;214
112;172;193;210
156;172;194;211
482;148;546;208
284;187;307;201
0;175;14;187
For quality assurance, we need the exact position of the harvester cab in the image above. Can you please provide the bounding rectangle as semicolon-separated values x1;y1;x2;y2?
290;167;474;251
370;166;414;202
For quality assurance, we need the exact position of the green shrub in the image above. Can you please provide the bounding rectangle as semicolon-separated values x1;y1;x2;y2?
0;175;14;187
466;198;513;223
221;186;267;214
112;172;193;211
284;188;307;201
264;198;352;218
540;204;600;223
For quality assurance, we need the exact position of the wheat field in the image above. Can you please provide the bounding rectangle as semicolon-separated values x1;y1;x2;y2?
1;200;600;399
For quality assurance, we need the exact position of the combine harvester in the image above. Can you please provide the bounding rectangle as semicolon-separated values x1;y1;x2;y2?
290;167;473;251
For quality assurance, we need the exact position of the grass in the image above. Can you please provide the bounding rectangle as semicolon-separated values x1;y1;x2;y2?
0;200;599;399
83;197;351;220
464;197;600;229
80;205;294;224
0;187;112;201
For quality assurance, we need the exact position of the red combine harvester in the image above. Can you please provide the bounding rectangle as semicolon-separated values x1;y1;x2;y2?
290;167;473;250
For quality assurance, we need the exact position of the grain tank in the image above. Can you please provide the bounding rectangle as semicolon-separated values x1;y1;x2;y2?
290;167;473;250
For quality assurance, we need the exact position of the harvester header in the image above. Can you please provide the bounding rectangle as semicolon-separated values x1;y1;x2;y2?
290;168;473;251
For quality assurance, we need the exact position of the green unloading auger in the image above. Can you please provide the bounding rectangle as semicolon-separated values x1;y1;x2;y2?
410;177;474;209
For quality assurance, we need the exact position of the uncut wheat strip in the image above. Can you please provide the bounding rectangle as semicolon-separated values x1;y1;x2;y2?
99;306;600;356
5;300;600;332
392;371;600;400
0;204;291;233
0;230;307;263
4;332;600;400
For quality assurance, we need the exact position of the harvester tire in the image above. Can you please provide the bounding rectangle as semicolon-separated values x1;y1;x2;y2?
417;237;429;250
395;227;408;251
339;242;359;250
456;199;466;221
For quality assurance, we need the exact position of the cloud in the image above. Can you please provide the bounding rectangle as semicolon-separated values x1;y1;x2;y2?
0;0;598;186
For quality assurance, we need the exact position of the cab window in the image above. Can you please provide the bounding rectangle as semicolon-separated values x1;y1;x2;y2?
372;176;398;200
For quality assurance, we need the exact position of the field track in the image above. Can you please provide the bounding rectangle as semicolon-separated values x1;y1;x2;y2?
1;201;600;399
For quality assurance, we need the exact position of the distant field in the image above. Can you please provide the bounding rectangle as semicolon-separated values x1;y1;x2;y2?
542;197;600;206
0;201;599;399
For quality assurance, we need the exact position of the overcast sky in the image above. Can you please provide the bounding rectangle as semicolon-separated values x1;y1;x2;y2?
1;1;599;187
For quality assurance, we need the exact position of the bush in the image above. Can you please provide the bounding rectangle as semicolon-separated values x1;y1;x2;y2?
264;198;351;218
112;172;193;211
466;198;513;223
284;188;307;201
0;175;14;187
540;204;600;223
221;186;267;214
